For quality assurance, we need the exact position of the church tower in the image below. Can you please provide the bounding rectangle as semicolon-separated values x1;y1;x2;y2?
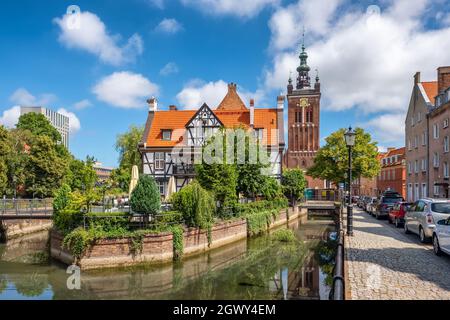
286;39;322;187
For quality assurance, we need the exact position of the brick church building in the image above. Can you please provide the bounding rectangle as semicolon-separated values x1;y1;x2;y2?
285;42;326;189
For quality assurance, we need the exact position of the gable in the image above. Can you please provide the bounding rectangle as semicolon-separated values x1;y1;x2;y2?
186;103;223;128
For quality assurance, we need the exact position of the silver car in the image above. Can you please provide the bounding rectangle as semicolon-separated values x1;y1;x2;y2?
366;197;378;215
433;216;450;256
404;199;450;243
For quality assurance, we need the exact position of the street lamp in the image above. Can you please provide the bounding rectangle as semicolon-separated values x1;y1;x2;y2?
344;127;356;236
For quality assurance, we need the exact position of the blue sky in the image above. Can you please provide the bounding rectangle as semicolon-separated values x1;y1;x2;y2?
1;0;450;167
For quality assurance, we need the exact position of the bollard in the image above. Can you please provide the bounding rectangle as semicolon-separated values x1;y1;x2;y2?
347;205;353;236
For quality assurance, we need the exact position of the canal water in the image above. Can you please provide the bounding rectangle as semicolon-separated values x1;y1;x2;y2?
0;218;336;300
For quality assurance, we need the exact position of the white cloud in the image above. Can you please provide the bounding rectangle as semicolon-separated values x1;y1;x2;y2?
93;72;159;109
264;0;450;114
54;11;143;66
160;62;179;76
57;108;81;134
155;18;183;34
0;106;21;128
176;79;264;109
180;0;279;18
268;0;342;51
361;113;405;144
73;99;92;110
147;0;165;9
10;88;57;106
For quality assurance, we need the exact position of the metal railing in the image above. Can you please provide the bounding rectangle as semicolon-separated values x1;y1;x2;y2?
0;199;53;218
329;201;345;300
305;189;341;202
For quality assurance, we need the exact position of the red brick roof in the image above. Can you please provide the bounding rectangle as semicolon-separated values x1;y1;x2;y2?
421;81;438;105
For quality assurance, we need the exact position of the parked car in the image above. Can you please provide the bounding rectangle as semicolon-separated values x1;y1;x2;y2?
432;216;450;256
366;197;378;215
404;199;450;243
374;194;404;219
362;196;372;211
388;202;413;228
357;196;366;208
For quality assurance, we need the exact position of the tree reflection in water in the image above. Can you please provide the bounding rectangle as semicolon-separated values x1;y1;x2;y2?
14;273;48;297
315;232;338;287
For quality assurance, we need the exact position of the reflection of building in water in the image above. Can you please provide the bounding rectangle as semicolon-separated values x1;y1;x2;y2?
271;252;321;300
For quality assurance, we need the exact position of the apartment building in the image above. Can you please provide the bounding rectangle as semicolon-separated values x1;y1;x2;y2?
405;67;450;201
377;147;406;199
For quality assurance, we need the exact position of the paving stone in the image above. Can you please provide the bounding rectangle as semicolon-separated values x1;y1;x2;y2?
345;208;450;300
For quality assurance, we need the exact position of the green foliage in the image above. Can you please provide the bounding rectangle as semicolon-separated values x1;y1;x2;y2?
25;135;68;198
261;176;283;200
130;175;161;215
65;156;97;192
170;225;184;260
308;127;381;185
53;185;85;234
14;273;48;297
315;237;338;286
170;180;215;228
0;126;10;195
17;113;62;144
281;169;307;205
246;210;279;236
63;228;92;259
271;229;296;242
129;233;144;256
154;211;184;225
235;198;288;217
112;125;144;192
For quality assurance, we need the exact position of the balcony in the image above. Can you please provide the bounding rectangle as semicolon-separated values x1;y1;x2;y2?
172;164;196;176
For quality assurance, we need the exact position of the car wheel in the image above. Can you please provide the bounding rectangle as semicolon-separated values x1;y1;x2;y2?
433;235;442;256
419;227;429;243
388;216;392;224
404;222;411;234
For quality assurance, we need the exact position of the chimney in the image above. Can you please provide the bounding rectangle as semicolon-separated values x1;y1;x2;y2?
437;66;450;93
228;83;237;92
147;97;158;112
169;105;178;111
414;72;421;85
250;99;255;128
277;95;285;109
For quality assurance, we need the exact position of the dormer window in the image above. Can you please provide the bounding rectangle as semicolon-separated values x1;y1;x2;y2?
162;130;172;141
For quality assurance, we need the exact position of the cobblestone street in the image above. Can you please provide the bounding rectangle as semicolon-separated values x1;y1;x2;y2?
345;208;450;300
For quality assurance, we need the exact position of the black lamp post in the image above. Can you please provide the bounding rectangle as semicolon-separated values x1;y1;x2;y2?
344;127;356;236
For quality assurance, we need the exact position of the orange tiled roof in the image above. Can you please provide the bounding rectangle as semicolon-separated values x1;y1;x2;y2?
421;81;438;105
145;108;278;147
216;83;247;111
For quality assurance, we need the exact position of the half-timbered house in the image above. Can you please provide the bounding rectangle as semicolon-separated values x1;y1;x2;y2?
138;83;285;198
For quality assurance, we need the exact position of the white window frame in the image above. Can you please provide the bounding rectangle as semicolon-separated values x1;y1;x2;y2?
444;118;449;129
414;136;418;148
444;136;449;153
156;180;165;195
162;130;172;141
408;162;412;175
154;152;165;171
422;132;426;146
433;152;440;168
408;183;413;202
414;160;419;173
433;124;439;139
444;162;449;178
414;183;420;200
422;183;427;198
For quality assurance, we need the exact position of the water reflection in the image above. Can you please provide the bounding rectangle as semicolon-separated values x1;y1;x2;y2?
0;218;335;300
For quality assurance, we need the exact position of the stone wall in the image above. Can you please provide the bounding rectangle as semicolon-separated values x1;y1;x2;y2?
1;219;52;241
51;207;307;270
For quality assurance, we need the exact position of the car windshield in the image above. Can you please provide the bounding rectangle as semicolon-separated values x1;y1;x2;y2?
383;197;403;204
431;203;450;214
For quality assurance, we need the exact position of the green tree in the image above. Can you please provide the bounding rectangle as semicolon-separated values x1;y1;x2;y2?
25;135;68;197
171;180;215;228
130;175;160;216
0;126;10;195
282;169;307;207
261;176;283;201
17;113;61;143
112;125;144;192
65;156;97;192
307;127;380;185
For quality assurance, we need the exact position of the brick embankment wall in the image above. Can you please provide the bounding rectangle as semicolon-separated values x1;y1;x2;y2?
51;207;308;270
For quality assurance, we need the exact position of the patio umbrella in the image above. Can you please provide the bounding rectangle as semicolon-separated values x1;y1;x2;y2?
165;176;177;202
129;165;139;196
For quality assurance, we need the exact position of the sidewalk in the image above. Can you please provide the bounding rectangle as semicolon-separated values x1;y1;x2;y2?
344;207;450;300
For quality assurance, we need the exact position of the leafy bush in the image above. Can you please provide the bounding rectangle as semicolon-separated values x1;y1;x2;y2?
154;211;184;225
130;175;161;216
170;181;215;229
261;176;284;200
62;228;92;259
271;229;296;242
246;210;278;236
170;225;184;260
235;198;288;217
53;185;85;234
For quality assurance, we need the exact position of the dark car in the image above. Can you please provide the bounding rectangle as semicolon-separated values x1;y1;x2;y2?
375;195;404;219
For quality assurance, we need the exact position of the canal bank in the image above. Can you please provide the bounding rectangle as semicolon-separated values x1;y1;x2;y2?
51;208;307;270
1;219;52;241
0;214;336;300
